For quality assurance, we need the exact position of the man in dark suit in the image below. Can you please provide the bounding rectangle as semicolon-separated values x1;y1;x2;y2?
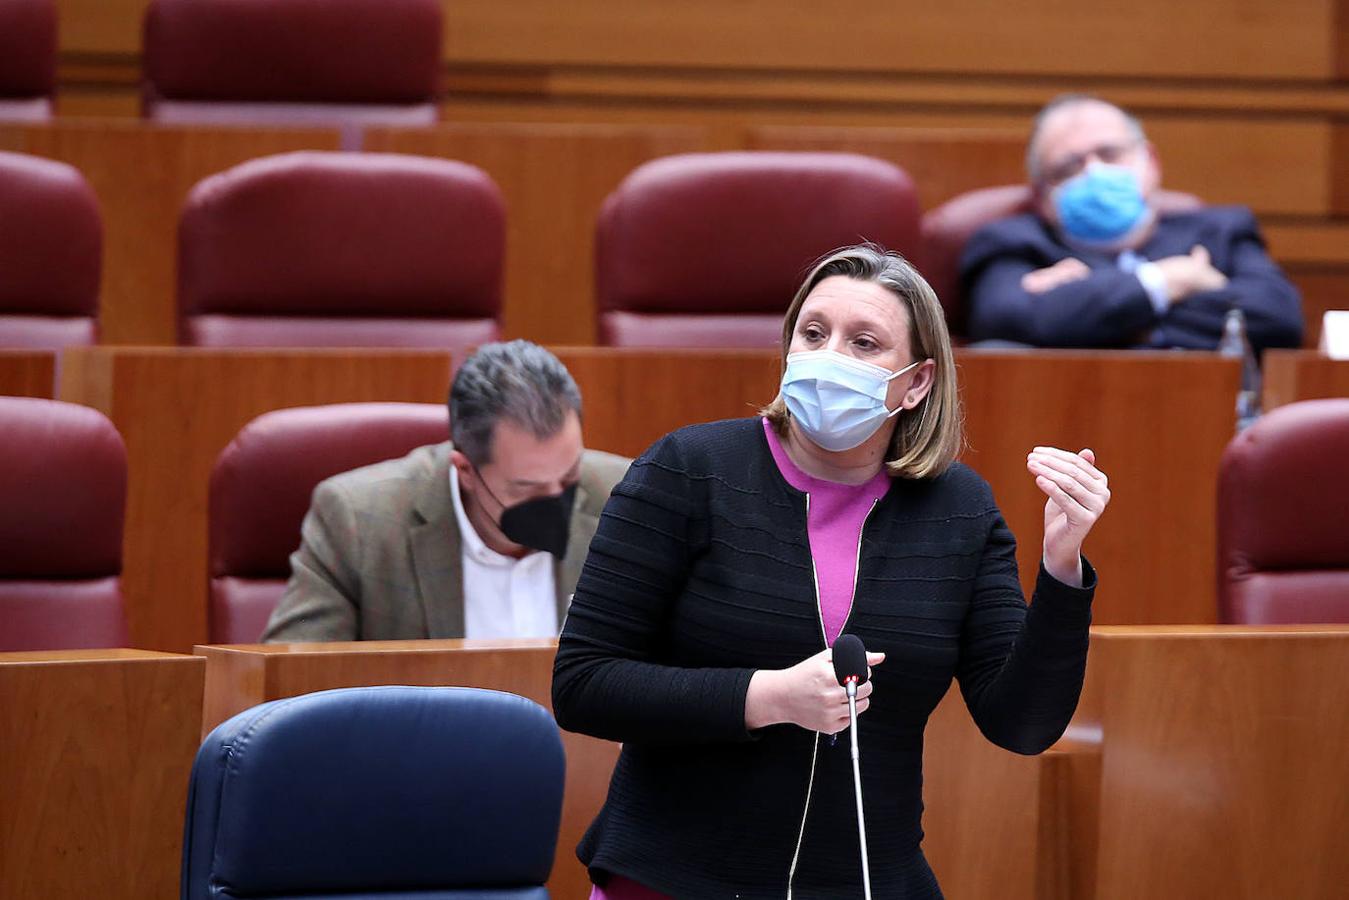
960;94;1303;352
262;340;630;642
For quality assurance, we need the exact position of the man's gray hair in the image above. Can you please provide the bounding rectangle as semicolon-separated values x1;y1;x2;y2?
448;340;582;466
1025;93;1147;184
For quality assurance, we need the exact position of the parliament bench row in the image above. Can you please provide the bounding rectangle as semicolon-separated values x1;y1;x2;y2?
2;118;1343;351
0;144;1199;351
4;628;1347;899
3;346;1348;656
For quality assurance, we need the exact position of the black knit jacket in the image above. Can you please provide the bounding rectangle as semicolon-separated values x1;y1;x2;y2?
553;418;1095;900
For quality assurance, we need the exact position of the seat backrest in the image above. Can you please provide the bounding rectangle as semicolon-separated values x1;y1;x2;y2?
920;184;1203;338
182;685;563;900
209;402;449;643
178;151;503;351
0;397;128;650
0;0;56;121
0;151;102;348
143;0;441;143
1217;398;1349;624
595;151;922;348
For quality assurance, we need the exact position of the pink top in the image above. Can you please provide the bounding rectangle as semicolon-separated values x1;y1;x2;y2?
586;420;890;899
761;417;890;645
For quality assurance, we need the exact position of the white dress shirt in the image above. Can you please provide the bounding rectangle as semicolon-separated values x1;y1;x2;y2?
1118;248;1171;315
448;466;558;639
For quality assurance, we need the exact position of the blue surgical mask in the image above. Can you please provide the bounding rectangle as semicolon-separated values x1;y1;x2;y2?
780;350;923;452
1053;163;1151;247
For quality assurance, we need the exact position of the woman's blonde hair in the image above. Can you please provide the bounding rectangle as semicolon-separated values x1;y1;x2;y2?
760;243;963;479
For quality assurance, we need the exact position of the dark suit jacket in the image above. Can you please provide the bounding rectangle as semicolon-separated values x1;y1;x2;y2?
261;441;631;642
960;205;1303;352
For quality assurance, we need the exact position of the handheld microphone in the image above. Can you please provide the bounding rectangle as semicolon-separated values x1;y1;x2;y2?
832;633;873;900
832;633;869;696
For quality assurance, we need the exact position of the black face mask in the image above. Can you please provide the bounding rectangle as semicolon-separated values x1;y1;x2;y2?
499;484;577;559
473;466;577;558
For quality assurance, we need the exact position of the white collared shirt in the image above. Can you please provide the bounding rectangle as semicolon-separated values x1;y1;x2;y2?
448;466;559;639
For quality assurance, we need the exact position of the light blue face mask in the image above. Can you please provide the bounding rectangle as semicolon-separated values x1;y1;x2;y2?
1053;163;1150;247
780;350;923;453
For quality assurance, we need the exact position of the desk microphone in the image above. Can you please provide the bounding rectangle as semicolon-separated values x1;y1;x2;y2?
832;633;873;900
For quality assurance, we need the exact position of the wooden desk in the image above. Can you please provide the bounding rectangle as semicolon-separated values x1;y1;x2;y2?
1263;349;1349;409
59;347;454;652
196;638;618;900
922;682;1102;900
0;648;205;900
0;350;55;398
558;347;1240;625
1088;625;1349;899
925;625;1349;900
196;632;1349;900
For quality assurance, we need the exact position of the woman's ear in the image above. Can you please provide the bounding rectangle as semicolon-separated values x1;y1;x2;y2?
903;359;938;409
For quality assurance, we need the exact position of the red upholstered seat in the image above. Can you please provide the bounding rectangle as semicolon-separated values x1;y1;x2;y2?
178;151;504;351
1217;398;1349;624
209;402;450;643
920;185;1202;339
0;151;102;349
0;0;56;122
142;0;441;145
595;152;922;348
0;398;128;651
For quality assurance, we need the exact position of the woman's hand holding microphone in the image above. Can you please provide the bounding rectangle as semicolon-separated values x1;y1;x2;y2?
745;647;886;733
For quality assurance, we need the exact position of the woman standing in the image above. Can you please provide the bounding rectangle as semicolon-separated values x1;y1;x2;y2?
554;244;1110;899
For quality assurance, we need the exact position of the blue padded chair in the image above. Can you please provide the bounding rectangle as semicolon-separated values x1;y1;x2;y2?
181;686;565;900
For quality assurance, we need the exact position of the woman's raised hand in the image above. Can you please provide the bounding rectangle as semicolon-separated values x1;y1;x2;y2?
745;647;885;734
1027;446;1111;587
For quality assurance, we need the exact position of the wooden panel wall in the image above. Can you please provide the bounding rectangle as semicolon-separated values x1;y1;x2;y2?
442;1;1339;80
1282;270;1347;348
748;119;1349;229
56;0;146;57
746;127;1027;215
0;352;56;399
553;348;783;456
1263;349;1349;408
57;0;1341;80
